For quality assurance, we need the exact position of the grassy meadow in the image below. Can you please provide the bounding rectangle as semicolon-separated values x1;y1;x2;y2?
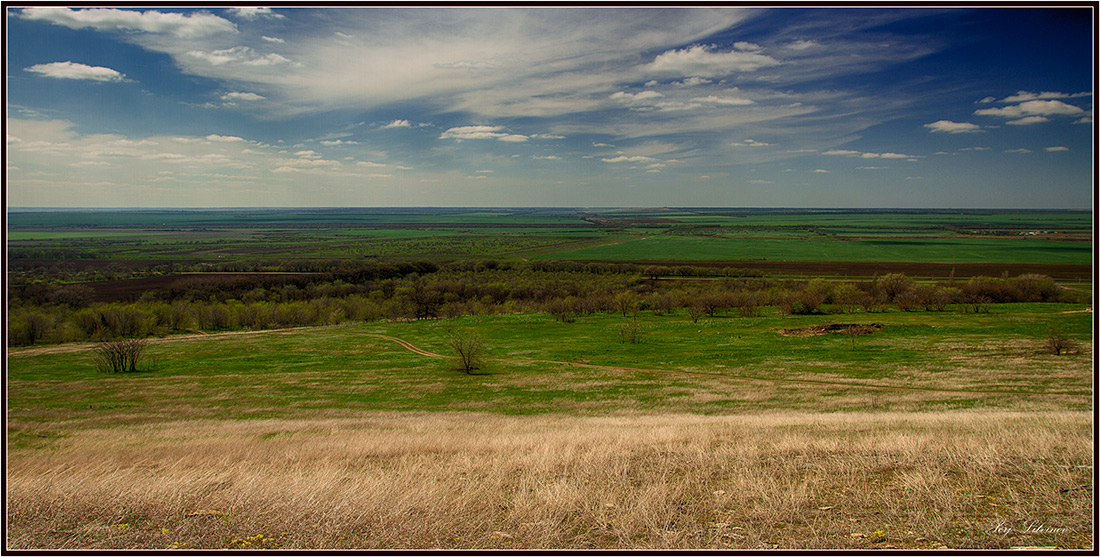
6;303;1093;549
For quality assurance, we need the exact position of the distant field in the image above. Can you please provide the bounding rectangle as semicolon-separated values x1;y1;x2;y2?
541;235;1091;264
6;208;1092;271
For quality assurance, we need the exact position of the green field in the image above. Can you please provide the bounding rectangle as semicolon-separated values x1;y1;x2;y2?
8;208;1090;270
8;304;1092;428
542;235;1091;264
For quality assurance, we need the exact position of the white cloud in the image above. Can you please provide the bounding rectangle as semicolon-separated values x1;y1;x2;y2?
784;39;820;51
825;149;916;159
25;61;125;82
999;90;1090;103
1006;116;1050;126
645;44;780;77
738;139;772;147
1045;146;1069;152
19;7;235;38
1074;116;1093;124
959;147;990;151
1005;148;1032;154
220;91;265;102
319;140;359;146
673;77;713;87
262;36;285;43
356;161;386;168
812;169;830;173
977;96;997;104
227;8;284;20
382;119;412;129
434;60;498;71
610;90;665;104
693;95;753;106
205;134;245;142
601;155;656;163
532;155;560;160
974;99;1085;118
924;120;981;133
439;125;527;142
185;46;292;67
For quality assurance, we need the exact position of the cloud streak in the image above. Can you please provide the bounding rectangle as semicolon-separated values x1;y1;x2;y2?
25;61;126;82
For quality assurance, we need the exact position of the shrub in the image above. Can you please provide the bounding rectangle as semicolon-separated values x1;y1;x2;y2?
93;338;150;373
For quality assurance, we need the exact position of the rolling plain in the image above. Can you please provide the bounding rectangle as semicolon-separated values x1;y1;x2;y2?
5;207;1094;549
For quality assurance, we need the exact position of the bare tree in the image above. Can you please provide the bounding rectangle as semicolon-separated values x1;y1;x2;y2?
1046;326;1077;356
93;338;150;373
449;330;485;374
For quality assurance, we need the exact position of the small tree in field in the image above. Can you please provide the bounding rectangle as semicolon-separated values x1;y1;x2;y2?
449;330;485;374
93;338;150;373
686;304;706;324
1045;326;1077;356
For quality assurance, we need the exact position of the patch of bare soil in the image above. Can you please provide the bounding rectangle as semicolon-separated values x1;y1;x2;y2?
778;323;883;337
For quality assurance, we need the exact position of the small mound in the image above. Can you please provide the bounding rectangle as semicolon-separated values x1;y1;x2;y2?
778;323;883;337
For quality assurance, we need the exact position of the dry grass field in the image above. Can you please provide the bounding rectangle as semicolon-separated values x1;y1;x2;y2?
7;410;1092;549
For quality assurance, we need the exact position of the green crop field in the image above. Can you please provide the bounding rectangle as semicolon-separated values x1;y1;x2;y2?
541;235;1091;264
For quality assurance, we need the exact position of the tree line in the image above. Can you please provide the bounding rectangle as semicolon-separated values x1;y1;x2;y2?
7;262;1079;347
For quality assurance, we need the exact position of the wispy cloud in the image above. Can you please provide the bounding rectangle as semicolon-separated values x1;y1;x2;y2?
221;91;265;102
998;90;1091;103
25;61;126;82
644;44;781;77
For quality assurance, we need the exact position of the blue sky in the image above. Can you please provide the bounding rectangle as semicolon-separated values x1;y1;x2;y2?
5;6;1094;208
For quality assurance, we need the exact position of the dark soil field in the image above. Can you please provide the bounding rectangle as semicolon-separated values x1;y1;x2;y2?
77;273;322;303
595;259;1092;280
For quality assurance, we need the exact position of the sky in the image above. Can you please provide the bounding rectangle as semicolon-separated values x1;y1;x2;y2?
5;6;1095;208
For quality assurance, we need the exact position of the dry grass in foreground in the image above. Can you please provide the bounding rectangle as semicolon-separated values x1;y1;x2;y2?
6;411;1093;549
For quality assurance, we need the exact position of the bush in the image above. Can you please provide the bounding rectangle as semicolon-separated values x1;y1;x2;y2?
93;338;150;373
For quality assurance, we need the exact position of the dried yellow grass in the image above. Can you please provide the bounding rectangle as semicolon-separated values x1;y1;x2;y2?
7;411;1093;549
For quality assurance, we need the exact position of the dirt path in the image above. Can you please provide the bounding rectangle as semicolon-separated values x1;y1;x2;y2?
363;334;1090;398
